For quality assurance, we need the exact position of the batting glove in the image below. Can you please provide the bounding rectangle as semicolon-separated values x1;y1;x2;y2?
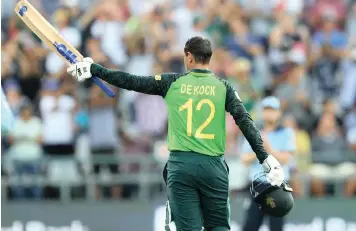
67;57;94;82
261;155;284;187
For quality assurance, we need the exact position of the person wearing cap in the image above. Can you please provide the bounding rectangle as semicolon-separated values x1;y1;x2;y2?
241;96;296;231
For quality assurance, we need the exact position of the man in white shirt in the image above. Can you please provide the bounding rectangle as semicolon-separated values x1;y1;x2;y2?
8;103;43;199
40;79;76;156
90;2;127;67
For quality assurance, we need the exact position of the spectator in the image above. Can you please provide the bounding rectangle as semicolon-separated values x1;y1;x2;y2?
120;34;167;154
189;15;211;40
310;112;356;197
283;115;311;164
339;45;356;110
132;93;168;140
1;39;20;82
310;43;341;103
88;85;120;199
40;79;76;156
1;0;16;19
171;0;200;49
209;48;234;79
308;0;346;30
311;10;347;60
268;14;304;82
46;7;82;78
229;58;259;112
85;38;108;63
90;0;128;67
125;36;155;83
154;21;183;73
274;46;313;130
312;98;344;133
238;0;275;37
283;114;311;198
7;103;43;200
204;0;230;46
346;2;356;39
346;2;356;41
273;0;304;18
3;81;27;117
225;17;263;61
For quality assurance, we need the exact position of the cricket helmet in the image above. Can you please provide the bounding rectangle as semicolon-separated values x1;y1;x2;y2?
250;173;294;217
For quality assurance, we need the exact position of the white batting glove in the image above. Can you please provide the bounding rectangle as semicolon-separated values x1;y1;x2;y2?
261;155;284;187
67;57;94;82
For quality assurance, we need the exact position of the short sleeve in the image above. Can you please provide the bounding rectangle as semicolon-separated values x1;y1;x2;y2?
59;95;76;111
331;32;347;49
284;128;296;152
39;96;54;113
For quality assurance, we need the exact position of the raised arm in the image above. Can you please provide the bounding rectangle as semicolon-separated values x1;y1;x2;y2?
67;58;179;97
91;64;166;96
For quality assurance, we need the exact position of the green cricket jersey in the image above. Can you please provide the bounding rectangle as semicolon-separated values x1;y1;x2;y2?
91;64;268;163
164;70;227;155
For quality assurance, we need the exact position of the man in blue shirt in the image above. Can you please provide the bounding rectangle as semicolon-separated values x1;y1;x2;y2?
312;12;347;60
241;96;296;231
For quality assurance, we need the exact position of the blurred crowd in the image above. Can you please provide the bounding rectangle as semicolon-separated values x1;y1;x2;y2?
1;0;356;200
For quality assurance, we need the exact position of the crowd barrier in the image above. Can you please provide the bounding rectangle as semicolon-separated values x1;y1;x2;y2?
2;198;356;231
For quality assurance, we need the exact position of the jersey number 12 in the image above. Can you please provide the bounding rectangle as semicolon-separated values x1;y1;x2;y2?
179;98;215;139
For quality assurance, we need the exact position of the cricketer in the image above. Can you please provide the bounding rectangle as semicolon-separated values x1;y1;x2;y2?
67;36;284;231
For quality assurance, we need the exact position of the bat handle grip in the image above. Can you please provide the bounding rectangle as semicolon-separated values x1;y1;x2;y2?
92;76;115;98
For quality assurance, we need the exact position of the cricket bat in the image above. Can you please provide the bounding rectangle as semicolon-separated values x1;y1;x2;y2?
15;0;115;98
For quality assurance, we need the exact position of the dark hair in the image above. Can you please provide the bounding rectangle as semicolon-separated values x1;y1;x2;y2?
184;37;212;64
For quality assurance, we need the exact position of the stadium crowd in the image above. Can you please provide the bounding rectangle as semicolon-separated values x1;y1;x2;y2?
1;0;356;200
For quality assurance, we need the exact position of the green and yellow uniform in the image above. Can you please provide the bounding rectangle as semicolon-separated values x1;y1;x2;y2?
91;65;268;231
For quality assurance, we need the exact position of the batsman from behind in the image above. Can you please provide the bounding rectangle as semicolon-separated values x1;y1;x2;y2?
67;36;284;231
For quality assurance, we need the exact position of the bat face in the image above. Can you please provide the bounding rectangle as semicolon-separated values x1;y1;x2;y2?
15;0;116;98
15;0;83;66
